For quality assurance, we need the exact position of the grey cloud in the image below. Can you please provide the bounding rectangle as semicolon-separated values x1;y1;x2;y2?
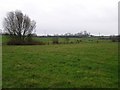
0;0;119;35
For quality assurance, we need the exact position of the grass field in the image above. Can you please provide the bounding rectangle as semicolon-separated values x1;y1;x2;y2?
2;39;118;88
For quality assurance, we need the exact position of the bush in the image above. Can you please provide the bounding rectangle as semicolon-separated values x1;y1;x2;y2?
76;40;82;43
52;37;59;44
7;39;45;45
112;39;116;42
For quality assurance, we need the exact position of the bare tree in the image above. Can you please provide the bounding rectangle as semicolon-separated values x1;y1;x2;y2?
3;10;36;41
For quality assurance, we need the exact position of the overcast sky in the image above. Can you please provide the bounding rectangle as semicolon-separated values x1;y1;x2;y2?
0;0;119;36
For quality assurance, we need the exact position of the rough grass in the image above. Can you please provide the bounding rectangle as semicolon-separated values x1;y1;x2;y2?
2;42;118;88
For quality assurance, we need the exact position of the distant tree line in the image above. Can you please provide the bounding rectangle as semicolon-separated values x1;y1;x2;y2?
98;35;120;42
35;31;92;38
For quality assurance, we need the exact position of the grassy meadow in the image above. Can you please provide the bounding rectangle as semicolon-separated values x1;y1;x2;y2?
2;36;118;88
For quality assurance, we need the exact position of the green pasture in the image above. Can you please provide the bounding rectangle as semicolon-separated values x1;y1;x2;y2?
2;39;118;88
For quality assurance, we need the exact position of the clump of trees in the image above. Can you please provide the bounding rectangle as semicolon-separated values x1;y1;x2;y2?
3;10;37;45
61;31;91;38
109;35;120;42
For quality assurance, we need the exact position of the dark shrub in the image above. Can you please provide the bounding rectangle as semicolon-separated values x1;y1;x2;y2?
52;37;59;44
76;40;82;43
96;40;99;43
112;39;116;42
7;39;45;45
79;40;82;42
71;41;73;44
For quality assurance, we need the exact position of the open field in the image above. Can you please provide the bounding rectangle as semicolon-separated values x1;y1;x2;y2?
2;39;118;88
